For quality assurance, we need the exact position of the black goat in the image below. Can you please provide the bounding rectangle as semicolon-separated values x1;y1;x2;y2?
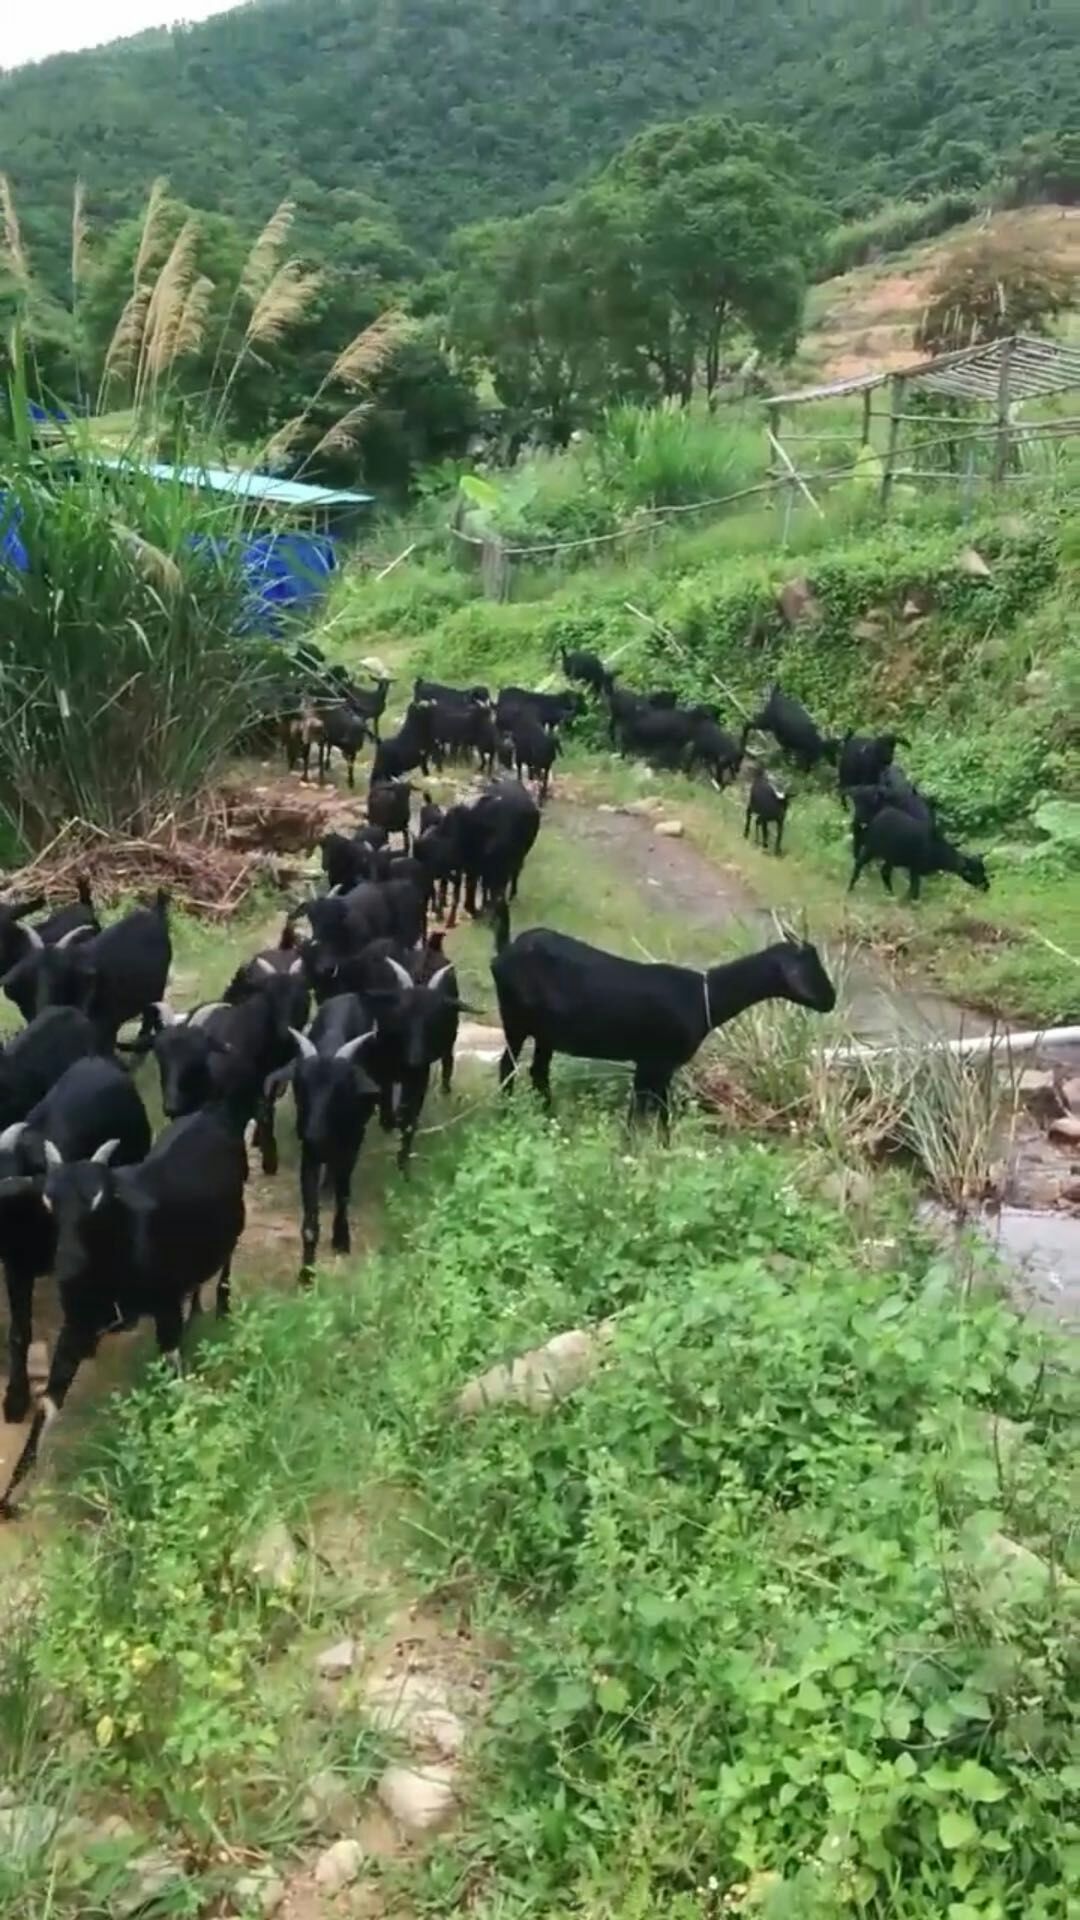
508;710;560;802
0;880;100;1010
153;968;308;1172
320;831;379;893
419;793;444;835
685;719;743;789
491;916;835;1129
838;732;907;796
0;1008;100;1132
461;781;541;916
0;1113;246;1515
367;779;414;851
744;767;790;854
223;924;307;1005
344;675;394;740
745;685;837;772
559;647;610;696
496;687;581;733
848;808;989;903
415;804;470;923
414;677;490;709
317;704;369;788
0;1058;151;1424
268;995;379;1283
370;703;436;784
429;700;497;773
2;892;171;1049
367;951;461;1169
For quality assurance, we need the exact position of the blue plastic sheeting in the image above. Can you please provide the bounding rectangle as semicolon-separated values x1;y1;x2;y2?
93;454;374;510
191;529;338;634
0;495;29;574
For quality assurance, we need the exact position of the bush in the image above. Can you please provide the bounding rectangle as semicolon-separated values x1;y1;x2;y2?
0;448;272;851
820;193;980;277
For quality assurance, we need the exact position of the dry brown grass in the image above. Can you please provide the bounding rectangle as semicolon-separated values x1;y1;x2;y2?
0;172;30;285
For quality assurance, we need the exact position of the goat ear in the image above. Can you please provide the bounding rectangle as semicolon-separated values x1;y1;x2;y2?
289;1027;318;1060
90;1138;120;1166
55;924;96;950
0;1121;27;1151
384;957;414;992
335;1030;377;1063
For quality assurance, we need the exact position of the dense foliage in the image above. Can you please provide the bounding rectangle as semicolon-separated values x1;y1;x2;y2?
1;0;1077;289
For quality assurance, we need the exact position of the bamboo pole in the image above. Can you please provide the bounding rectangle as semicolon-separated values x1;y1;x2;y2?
880;375;906;509
993;338;1015;485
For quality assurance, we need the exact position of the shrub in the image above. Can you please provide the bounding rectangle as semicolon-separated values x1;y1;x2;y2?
820;193;979;277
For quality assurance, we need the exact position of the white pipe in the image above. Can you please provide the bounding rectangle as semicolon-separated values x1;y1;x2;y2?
823;1025;1080;1065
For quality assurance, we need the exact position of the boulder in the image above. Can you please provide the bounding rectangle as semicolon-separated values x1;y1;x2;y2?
232;1870;286;1917
1049;1115;1080;1147
0;1804;59;1861
313;1838;364;1893
956;547;992;578
1017;1068;1068;1126
378;1763;458;1834
315;1638;358;1680
776;578;821;626
458;1319;616;1415
300;1767;355;1831
655;820;685;839
115;1852;186;1918
242;1518;299;1594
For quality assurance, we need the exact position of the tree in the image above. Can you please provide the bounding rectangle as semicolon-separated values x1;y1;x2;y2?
914;234;1079;355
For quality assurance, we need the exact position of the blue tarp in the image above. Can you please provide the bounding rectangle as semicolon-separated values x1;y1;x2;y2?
0;496;29;574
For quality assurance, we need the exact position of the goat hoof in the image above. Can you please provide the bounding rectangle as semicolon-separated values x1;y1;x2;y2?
0;1499;16;1523
298;1266;315;1289
3;1385;30;1425
331;1225;350;1255
261;1147;279;1177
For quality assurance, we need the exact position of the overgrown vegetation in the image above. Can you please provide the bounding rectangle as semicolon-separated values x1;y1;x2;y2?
2;1107;1076;1917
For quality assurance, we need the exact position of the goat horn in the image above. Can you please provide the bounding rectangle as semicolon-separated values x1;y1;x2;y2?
21;925;44;950
90;1139;119;1166
254;956;276;975
288;956;304;975
289;1027;318;1060
153;1000;183;1028
426;964;453;993
43;1140;63;1168
55;924;95;949
189;1001;229;1029
0;1122;27;1151
335;1031;377;1063
385;957;414;992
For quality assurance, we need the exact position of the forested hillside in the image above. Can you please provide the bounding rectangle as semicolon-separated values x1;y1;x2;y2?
2;0;1077;287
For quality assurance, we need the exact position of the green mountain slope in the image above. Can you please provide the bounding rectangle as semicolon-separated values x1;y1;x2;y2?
2;0;1077;283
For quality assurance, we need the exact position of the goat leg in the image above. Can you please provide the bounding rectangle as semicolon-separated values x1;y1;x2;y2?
299;1147;321;1285
3;1268;34;1425
0;1320;92;1516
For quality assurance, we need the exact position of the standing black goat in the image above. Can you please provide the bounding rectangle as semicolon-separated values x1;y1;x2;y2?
267;996;379;1283
848;808;989;902
744;767;790;854
745;686;837;772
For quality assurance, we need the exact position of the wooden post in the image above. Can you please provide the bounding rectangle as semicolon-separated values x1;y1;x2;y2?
880;375;906;510
767;403;782;478
861;387;873;447
993;336;1015;485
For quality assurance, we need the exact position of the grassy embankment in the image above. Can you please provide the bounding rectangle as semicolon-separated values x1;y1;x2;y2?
332;488;1080;1026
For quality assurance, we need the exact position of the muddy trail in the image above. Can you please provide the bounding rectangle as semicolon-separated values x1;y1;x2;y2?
3;779;1079;1509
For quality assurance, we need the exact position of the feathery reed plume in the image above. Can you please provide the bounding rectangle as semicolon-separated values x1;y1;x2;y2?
308;403;373;461
245;259;321;350
239;198;295;303
116;526;183;594
139;218;199;395
326;309;413;390
261;415;309;466
0;174;30;285
99;284;152;399
133;176;170;290
71;179;89;291
171;274;215;365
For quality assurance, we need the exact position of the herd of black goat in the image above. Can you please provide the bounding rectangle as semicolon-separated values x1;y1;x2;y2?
0;637;989;1514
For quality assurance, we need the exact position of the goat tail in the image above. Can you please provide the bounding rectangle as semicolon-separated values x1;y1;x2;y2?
153;887;171;916
75;872;94;906
491;898;511;954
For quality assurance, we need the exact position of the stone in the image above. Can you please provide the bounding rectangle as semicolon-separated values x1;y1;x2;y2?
233;1870;286;1917
243;1518;299;1593
454;1022;505;1065
852;617;884;642
458;1319;616;1416
300;1767;355;1831
1024;669;1053;699
655;820;684;838
623;797;662;817
597;803;619;813
776;577;820;626
969;1531;1078;1609
957;546;992;578
820;1167;874;1210
410;1707;466;1759
315;1638;357;1680
1049;1115;1080;1147
366;1670;451;1734
116;1851;186;1917
1017;1068;1068;1126
91;1813;136;1846
0;1803;59;1861
378;1763;458;1834
313;1838;364;1893
1063;1077;1080;1114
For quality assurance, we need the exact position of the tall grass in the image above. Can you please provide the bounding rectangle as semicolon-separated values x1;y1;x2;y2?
0;434;274;850
592;401;762;508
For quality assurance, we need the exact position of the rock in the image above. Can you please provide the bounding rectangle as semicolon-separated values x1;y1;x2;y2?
315;1637;357;1680
820;1167;874;1210
366;1671;451;1735
957;546;992;578
1017;1068;1067;1125
454;1022;505;1065
977;1413;1030;1464
0;1803;59;1860
1024;668;1053;699
1059;1181;1080;1210
300;1767;355;1831
623;797;663;816
458;1319;616;1416
1049;1115;1080;1147
852;617;884;642
243;1517;298;1593
233;1870;286;1917
116;1851;186;1917
969;1531;1078;1609
410;1707;466;1759
655;820;684;838
597;803;618;813
90;1813;136;1846
378;1763;458;1834
1063;1077;1080;1114
776;577;820;626
313;1838;364;1893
